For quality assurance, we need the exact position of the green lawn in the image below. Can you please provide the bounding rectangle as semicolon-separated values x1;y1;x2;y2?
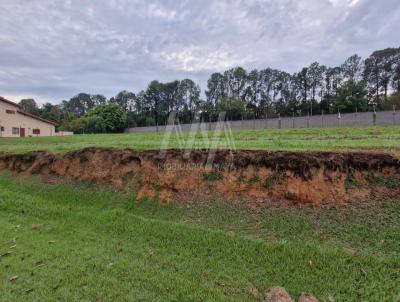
0;172;399;301
0;125;399;154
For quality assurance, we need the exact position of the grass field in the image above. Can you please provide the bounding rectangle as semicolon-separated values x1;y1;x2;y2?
0;172;399;301
0;125;400;154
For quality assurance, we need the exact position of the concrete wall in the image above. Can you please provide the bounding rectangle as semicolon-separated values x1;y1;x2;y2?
0;101;55;137
125;110;400;133
53;131;74;136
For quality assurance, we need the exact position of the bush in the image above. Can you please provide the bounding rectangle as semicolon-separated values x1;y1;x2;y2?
63;103;127;134
87;103;127;132
64;115;106;134
68;117;88;134
216;97;246;120
85;115;106;133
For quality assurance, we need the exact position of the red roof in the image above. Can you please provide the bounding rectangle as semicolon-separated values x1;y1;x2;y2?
1;96;58;126
0;96;21;109
17;110;58;126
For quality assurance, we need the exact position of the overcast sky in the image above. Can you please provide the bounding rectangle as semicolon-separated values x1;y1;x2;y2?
1;0;399;104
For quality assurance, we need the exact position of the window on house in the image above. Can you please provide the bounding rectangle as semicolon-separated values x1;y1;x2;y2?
0;126;4;132
6;109;16;114
33;129;40;135
12;127;19;135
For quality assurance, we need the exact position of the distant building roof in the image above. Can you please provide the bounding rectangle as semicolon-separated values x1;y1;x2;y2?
0;96;21;109
0;96;58;126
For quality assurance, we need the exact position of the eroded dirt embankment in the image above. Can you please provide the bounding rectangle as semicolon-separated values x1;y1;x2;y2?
1;148;399;205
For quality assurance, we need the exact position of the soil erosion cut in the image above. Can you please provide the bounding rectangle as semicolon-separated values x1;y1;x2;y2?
1;147;399;205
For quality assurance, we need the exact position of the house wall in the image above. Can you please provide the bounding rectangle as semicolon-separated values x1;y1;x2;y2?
0;101;55;137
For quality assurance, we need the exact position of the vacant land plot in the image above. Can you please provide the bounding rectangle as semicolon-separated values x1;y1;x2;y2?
0;172;399;301
1;126;399;301
0;125;399;154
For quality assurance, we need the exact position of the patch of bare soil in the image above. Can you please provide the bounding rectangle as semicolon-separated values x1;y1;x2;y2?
265;286;294;302
0;147;399;206
264;286;319;302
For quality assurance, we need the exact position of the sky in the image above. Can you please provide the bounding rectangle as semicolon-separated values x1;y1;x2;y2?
1;0;399;104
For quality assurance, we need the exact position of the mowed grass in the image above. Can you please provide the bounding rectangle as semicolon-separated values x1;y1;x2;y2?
0;125;399;154
0;172;399;301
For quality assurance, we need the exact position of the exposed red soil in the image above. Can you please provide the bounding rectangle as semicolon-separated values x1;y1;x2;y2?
0;147;399;206
265;286;294;302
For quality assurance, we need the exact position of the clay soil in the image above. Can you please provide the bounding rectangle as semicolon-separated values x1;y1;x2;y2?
1;147;399;206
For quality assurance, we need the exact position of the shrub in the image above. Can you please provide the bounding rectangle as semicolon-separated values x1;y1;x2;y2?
87;103;127;133
203;171;223;181
66;116;106;134
68;117;88;134
85;115;106;133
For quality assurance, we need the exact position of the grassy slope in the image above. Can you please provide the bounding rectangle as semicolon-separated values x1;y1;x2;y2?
0;125;399;154
0;172;399;301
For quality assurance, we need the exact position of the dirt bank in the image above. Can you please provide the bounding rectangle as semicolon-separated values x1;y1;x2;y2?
1;147;399;205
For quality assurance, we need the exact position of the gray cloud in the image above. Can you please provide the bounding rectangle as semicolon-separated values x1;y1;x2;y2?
0;0;399;103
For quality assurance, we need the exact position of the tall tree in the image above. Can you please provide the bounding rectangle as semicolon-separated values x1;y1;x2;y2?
178;79;201;122
64;93;106;117
277;71;301;116
110;90;136;112
308;62;325;114
224;67;247;100
392;48;400;93
342;54;363;82
163;80;182;113
244;69;260;105
143;81;164;126
296;68;311;113
206;73;227;105
331;80;368;113
243;69;261;117
363;54;380;104
258;68;275;115
40;103;61;123
364;48;397;104
19;99;39;115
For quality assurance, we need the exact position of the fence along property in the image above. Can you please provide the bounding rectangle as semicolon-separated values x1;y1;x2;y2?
125;110;400;133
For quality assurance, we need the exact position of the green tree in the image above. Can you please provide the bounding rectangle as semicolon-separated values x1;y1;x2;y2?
110;91;136;112
391;48;400;94
178;79;201;123
67;117;88;134
258;68;275;116
85;116;106;133
342;54;362;82
19;99;39;115
61;115;106;134
40;103;61;123
330;80;368;113
143;80;164;126
216;97;246;120
206;72;228;105
87;103;127;132
296;67;311;113
64;93;107;117
224;67;247;100
243;69;261;114
363;48;397;104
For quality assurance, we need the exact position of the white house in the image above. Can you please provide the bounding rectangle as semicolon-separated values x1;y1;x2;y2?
0;96;58;137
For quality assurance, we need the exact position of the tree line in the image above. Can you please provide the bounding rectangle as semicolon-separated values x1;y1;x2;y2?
19;47;400;133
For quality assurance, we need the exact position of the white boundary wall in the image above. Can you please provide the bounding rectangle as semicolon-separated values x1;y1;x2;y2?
125;110;400;133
